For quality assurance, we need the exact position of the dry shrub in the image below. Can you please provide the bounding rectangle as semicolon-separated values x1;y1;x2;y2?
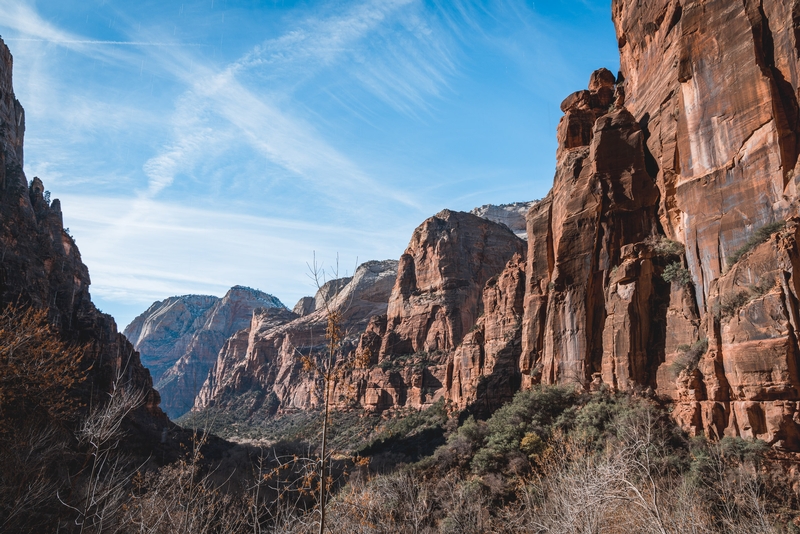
0;303;88;428
0;304;88;532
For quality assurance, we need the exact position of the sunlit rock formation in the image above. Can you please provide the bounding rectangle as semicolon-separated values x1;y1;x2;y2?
125;287;285;419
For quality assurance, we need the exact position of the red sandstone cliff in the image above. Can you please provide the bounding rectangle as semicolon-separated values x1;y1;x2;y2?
346;0;800;448
163;1;800;450
346;210;527;414
605;0;800;447
510;0;800;447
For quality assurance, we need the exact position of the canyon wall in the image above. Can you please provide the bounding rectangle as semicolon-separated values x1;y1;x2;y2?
193;260;398;416
173;1;800;449
0;38;167;433
125;287;286;419
125;294;219;383
346;210;527;414
342;0;800;447
606;0;800;446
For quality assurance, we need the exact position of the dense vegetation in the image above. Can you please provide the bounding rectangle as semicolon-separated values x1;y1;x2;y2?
2;304;800;533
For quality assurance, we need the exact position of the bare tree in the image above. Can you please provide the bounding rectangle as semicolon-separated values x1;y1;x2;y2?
62;374;146;534
301;253;358;534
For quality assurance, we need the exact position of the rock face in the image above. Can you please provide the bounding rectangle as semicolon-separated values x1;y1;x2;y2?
471;202;536;239
449;253;527;413
506;0;800;448
338;0;800;448
597;0;800;448
124;295;219;383
125;287;286;419
350;210;527;413
149;0;800;450
292;297;315;317
0;38;166;428
669;221;800;449
380;210;526;358
613;0;800;307
193;260;398;414
520;72;662;389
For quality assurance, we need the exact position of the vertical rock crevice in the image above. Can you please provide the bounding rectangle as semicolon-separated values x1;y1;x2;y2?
747;0;800;184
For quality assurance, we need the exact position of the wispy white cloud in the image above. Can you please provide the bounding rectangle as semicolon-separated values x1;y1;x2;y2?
229;0;416;81
59;193;408;320
0;1;141;65
0;0;621;327
136;0;447;206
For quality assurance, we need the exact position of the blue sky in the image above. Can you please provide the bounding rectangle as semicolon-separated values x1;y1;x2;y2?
0;0;618;328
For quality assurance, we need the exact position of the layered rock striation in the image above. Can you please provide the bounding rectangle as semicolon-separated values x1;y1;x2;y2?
600;0;800;447
348;210;527;413
125;294;219;384
125;287;286;419
613;0;800;304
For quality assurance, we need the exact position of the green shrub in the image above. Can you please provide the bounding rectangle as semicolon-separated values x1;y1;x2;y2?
264;391;280;417
662;261;692;285
466;386;582;473
378;352;428;371
469;386;582;473
670;338;708;374
649;235;684;258
561;393;629;446
444;386;688;476
726;220;786;268
713;290;751;319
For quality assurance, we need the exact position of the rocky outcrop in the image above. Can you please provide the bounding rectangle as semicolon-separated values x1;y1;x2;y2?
378;210;526;358
350;211;527;413
292;296;315;317
448;253;527;413
0;37;166;429
124;295;219;383
126;287;286;419
667;220;800;449
471;202;536;239
520;70;662;389
193;260;398;415
290;277;353;318
502;0;800;448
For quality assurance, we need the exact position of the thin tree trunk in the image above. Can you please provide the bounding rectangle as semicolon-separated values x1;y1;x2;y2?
318;361;332;534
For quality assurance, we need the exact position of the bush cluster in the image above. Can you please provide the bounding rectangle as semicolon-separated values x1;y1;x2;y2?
662;261;692;286
671;338;709;374
3;301;797;533
726;221;786;268
326;387;794;533
648;235;685;258
713;290;752;320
